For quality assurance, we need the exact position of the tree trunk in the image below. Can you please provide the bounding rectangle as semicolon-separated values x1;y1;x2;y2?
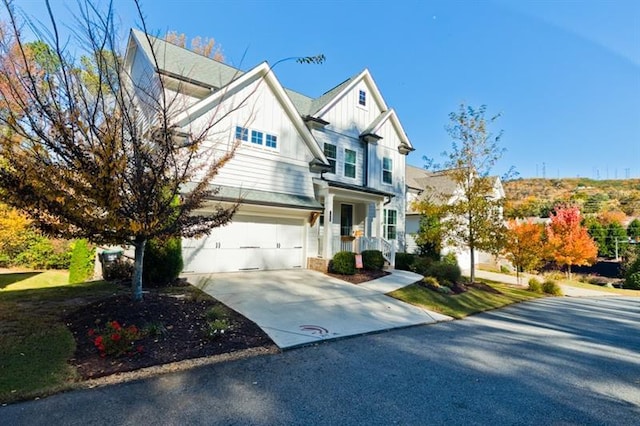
132;238;146;302
470;246;476;283
567;264;572;281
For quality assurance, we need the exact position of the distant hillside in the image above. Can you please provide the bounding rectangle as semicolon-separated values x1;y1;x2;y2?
503;178;640;218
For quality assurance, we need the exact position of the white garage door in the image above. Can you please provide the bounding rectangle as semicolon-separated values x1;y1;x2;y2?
182;215;304;273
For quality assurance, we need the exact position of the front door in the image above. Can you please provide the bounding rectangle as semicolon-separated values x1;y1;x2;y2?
340;204;353;236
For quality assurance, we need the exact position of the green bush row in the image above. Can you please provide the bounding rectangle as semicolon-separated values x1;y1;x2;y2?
527;278;562;296
330;250;386;275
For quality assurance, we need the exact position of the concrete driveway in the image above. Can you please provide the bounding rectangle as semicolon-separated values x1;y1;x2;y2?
4;297;639;425
187;269;451;348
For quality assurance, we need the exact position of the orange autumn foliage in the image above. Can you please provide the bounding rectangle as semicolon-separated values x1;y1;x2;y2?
597;210;626;226
504;219;545;274
546;206;598;277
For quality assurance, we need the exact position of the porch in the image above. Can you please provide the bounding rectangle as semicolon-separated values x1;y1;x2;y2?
319;236;396;266
313;179;396;267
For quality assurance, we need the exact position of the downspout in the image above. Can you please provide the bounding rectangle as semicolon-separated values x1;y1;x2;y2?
363;140;368;187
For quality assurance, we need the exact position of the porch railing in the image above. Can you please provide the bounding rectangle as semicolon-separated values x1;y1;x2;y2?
325;236;396;267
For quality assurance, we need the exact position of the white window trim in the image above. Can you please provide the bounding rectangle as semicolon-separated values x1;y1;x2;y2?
236;125;279;152
324;143;337;174
383;208;397;240
382;157;393;185
344;148;357;179
357;89;368;111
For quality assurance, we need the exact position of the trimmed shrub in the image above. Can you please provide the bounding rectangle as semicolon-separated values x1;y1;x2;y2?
103;258;134;282
421;276;440;290
68;239;95;284
411;257;433;275
624;272;640;290
395;253;416;271
361;250;384;271
143;237;184;287
425;261;462;286
330;251;356;275
441;252;458;266
542;280;562;296
527;278;542;293
407;257;461;286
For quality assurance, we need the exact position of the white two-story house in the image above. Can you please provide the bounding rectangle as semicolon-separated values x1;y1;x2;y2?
124;30;414;273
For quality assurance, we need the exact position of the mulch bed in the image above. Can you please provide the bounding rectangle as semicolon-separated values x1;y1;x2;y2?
328;269;390;284
65;292;276;379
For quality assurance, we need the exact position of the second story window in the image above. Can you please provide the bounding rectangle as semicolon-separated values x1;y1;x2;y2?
266;134;277;149
344;149;356;178
251;130;263;145
235;126;248;142
382;157;393;184
358;90;366;106
324;143;336;174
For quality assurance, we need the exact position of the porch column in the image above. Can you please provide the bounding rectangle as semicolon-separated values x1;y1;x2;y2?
374;200;384;239
323;192;334;258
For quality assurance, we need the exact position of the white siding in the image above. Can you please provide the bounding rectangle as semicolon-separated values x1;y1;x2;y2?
312;130;365;186
129;48;161;129
187;77;317;197
318;80;384;137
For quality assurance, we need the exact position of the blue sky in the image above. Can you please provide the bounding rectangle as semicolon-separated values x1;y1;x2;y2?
15;0;640;179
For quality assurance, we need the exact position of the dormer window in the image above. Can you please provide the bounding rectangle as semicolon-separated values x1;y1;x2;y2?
358;90;366;106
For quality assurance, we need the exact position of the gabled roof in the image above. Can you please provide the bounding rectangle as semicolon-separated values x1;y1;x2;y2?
314;69;388;118
129;29;242;89
360;109;414;152
406;165;504;213
406;165;459;197
126;30;329;166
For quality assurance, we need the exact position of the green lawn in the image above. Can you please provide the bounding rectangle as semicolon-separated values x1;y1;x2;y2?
390;280;543;319
559;279;640;297
0;271;122;404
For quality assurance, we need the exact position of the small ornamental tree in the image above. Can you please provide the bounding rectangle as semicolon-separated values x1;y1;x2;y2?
413;201;444;260
417;104;512;282
0;1;324;301
546;206;598;279
503;219;545;284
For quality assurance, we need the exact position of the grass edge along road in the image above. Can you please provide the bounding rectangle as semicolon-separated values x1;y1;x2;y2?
390;279;544;319
0;271;122;404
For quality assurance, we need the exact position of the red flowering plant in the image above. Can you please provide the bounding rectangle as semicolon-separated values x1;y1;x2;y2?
87;321;145;358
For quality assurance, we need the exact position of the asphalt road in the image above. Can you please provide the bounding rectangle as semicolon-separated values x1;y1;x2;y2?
2;297;639;425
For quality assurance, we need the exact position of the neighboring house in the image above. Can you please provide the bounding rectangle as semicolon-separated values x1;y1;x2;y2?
405;165;504;269
124;30;414;273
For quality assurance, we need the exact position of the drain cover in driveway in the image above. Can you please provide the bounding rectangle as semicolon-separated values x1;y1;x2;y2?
299;325;329;336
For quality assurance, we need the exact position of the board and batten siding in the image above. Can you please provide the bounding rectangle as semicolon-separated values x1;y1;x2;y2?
187;78;318;198
311;130;365;186
318;80;384;138
129;47;162;128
